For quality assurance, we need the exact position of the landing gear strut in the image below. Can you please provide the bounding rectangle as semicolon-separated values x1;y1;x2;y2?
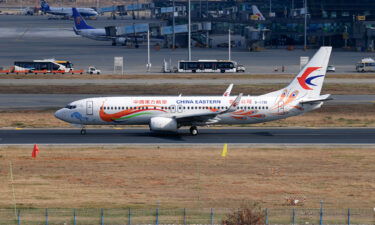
190;126;198;136
80;128;86;135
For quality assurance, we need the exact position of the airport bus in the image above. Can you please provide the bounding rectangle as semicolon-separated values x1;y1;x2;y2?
356;58;375;72
14;59;74;73
177;60;245;73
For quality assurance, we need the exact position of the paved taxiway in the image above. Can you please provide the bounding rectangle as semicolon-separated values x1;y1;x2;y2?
1;128;374;144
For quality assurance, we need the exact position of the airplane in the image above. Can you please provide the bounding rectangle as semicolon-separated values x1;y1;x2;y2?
72;8;142;46
55;47;333;135
252;5;266;21
40;0;98;18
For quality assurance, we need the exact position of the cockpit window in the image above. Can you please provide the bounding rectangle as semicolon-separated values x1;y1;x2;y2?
65;105;77;109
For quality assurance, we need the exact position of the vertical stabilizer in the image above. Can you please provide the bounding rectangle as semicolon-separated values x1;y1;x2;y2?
251;5;266;21
40;0;50;12
72;8;95;30
286;46;332;98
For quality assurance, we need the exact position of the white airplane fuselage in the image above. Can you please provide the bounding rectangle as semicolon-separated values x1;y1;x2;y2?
46;7;98;17
55;95;319;126
75;28;109;41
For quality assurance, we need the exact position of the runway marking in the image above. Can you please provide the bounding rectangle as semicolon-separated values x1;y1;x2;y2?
113;127;124;130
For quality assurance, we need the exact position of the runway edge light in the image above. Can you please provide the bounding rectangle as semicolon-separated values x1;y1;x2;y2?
221;143;228;157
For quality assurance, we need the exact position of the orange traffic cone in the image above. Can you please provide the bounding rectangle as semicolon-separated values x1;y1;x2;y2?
31;144;39;158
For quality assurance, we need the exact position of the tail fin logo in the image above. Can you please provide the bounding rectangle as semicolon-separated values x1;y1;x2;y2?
297;67;323;90
75;17;81;25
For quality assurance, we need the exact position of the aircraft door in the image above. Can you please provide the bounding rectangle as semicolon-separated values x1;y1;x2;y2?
170;105;176;113
278;102;284;114
177;104;183;113
86;101;93;115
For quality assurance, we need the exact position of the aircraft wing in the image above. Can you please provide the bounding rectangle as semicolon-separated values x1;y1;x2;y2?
173;93;243;125
299;94;333;105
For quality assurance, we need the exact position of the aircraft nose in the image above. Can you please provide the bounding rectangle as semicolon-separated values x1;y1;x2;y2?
54;109;64;120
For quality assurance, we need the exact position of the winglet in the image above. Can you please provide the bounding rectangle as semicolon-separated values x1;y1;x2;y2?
223;84;233;97
222;93;242;113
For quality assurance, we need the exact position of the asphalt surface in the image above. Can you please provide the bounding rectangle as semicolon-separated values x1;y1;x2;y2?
0;94;373;110
1;128;374;144
1;15;374;74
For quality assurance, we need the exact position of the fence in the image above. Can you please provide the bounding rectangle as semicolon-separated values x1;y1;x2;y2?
0;208;374;225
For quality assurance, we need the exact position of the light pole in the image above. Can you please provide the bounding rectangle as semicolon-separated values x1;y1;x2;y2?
188;0;191;61
269;0;272;15
172;0;175;49
228;28;231;61
147;29;151;72
304;0;307;50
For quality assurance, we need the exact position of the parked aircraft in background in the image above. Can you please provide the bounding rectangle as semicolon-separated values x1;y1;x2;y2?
55;47;332;135
40;0;98;18
72;8;143;46
252;5;266;20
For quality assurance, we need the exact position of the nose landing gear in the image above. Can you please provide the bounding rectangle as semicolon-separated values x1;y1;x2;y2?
190;126;198;136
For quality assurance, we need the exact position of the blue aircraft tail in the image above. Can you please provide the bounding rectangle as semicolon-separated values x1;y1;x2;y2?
72;8;95;30
40;0;50;12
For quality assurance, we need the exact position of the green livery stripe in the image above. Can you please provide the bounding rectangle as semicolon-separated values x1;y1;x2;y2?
113;112;152;120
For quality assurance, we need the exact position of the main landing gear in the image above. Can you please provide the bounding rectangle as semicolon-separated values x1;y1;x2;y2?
80;128;86;135
190;126;198;136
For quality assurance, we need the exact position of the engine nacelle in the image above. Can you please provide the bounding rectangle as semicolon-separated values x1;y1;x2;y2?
149;117;178;132
115;37;126;44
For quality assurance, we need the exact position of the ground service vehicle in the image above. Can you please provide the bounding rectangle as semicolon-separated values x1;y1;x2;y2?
356;58;375;72
326;65;335;72
14;59;74;73
177;60;244;73
87;66;101;74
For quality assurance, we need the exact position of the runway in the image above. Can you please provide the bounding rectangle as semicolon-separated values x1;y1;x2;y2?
1;128;374;144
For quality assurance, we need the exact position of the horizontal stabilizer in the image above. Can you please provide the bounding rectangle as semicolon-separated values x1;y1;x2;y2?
299;94;333;105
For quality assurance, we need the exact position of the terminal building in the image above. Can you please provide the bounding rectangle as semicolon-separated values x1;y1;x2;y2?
151;0;375;50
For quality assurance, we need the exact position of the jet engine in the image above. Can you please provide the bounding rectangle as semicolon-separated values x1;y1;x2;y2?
149;117;178;132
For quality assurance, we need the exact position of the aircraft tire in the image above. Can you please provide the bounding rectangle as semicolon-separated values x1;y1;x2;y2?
80;129;86;135
190;126;198;136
